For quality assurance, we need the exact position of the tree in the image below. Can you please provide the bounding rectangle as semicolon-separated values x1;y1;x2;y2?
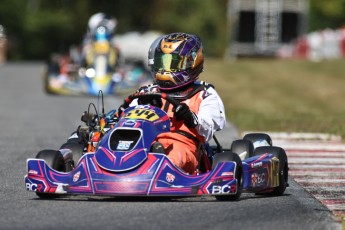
309;0;345;31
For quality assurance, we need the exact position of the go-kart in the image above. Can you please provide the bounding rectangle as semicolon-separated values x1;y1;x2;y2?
43;24;151;96
25;92;288;200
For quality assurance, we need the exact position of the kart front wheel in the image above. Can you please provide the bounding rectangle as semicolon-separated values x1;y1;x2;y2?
35;150;65;199
254;146;288;196
36;150;65;172
60;142;84;171
212;151;243;201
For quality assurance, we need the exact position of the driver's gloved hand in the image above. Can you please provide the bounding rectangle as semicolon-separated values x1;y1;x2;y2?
173;103;199;128
116;103;127;117
138;96;162;108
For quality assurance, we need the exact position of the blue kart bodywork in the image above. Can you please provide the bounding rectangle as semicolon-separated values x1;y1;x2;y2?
25;103;284;199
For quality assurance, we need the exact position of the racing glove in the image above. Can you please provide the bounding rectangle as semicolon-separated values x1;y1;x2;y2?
173;103;199;128
116;103;127;118
136;85;162;108
138;96;162;108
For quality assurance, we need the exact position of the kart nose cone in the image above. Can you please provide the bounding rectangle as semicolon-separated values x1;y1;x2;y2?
95;147;148;172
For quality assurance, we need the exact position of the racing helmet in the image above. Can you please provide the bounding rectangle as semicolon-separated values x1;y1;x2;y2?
148;35;164;67
151;32;204;91
87;12;117;37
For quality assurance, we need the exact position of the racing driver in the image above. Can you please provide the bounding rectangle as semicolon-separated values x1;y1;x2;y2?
117;32;226;174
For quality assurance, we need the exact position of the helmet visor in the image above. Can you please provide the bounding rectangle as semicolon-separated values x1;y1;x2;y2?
153;53;189;72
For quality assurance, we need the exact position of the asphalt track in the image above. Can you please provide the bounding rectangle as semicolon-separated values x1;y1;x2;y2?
0;63;341;230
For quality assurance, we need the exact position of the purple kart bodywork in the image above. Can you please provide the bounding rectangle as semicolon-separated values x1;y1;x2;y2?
25;105;280;198
25;153;238;196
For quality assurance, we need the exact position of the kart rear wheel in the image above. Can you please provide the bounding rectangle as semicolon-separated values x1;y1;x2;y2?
243;133;272;152
254;146;288;196
35;150;65;199
212;151;243;201
230;139;254;159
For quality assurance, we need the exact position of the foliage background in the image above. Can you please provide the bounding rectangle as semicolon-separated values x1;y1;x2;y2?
1;0;344;60
0;0;227;60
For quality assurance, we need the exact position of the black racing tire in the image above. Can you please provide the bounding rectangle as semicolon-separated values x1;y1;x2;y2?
230;139;254;159
60;142;84;171
36;150;66;172
212;151;243;201
35;150;65;199
254;146;288;196
42;69;56;95
243;133;273;150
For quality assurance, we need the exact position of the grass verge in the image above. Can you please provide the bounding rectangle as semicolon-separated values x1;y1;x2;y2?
202;58;345;139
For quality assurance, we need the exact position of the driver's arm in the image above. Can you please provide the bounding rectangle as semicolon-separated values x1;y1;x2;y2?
195;87;226;142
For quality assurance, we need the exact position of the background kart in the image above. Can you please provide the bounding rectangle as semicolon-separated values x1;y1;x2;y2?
43;59;151;96
25;93;288;200
43;23;151;96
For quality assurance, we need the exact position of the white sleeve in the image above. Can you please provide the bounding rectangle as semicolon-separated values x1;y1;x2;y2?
196;87;226;142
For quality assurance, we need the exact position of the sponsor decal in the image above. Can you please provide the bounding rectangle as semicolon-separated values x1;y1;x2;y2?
28;170;38;175
251;172;266;187
250;161;263;168
206;180;237;194
26;182;43;192
117;141;133;150
221;172;234;176
211;184;232;194
26;182;37;191
124;120;137;127
73;171;81;182
166;172;175;183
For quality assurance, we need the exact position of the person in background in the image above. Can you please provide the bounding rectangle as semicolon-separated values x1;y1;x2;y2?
80;12;121;69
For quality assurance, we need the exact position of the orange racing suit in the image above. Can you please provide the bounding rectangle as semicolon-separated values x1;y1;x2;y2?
131;81;226;174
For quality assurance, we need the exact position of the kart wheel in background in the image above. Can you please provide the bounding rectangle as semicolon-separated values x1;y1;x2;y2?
230;139;254;159
254;146;288;196
243;133;273;150
35;150;65;199
60;142;84;171
42;69;55;95
212;151;243;201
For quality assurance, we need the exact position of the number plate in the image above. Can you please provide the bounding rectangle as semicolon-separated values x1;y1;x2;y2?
124;109;159;122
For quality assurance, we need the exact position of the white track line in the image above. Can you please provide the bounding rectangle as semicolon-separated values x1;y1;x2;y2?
288;158;345;164
289;164;345;169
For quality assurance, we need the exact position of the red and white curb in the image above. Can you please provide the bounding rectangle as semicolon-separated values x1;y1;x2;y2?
268;132;345;217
